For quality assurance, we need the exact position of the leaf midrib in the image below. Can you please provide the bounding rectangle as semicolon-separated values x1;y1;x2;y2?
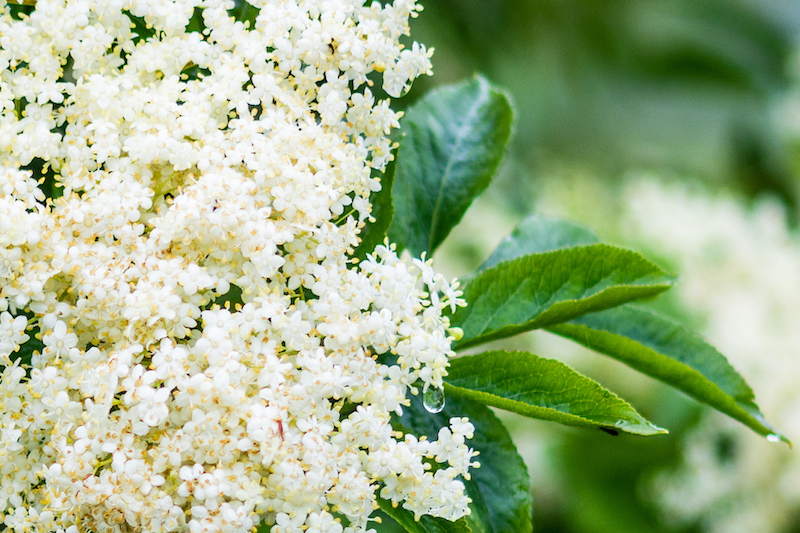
466;254;663;340
444;383;635;427
428;87;486;254
551;321;759;413
448;371;633;418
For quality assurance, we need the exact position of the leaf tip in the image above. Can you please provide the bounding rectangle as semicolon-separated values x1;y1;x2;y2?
652;425;669;436
766;433;792;448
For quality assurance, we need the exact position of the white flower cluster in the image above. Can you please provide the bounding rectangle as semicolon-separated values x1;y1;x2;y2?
622;179;800;533
0;1;478;533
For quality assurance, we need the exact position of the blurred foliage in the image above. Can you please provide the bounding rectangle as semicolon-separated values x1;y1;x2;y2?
405;0;800;216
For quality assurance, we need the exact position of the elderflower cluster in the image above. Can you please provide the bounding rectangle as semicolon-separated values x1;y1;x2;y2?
0;2;479;533
621;179;800;533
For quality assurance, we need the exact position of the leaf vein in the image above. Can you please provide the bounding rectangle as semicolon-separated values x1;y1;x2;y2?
427;85;487;253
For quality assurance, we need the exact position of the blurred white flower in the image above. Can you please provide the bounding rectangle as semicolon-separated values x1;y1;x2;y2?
622;178;800;533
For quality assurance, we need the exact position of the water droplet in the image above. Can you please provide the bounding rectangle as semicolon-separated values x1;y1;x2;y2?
614;420;626;428
423;386;445;414
767;434;782;443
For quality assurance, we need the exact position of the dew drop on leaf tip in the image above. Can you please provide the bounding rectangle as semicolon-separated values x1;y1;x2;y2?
423;386;445;414
766;434;781;443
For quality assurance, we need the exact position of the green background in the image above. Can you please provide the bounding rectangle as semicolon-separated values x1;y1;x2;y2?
381;1;800;532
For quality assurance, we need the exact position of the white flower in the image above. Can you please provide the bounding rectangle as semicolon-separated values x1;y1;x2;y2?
41;321;78;360
0;311;29;363
121;364;158;405
138;387;172;427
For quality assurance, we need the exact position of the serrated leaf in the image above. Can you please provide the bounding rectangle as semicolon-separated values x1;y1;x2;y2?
395;394;532;533
354;154;397;260
388;75;514;256
479;214;598;271
548;305;789;444
452;244;674;350
444;351;666;436
377;498;472;533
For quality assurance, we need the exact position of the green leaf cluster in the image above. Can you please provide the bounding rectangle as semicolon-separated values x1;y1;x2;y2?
351;75;787;533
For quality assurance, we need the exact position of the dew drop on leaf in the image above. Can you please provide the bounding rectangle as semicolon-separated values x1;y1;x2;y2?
423;386;445;414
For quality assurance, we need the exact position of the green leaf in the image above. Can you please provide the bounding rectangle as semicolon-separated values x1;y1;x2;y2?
452;244;674;350
388;75;514;256
13;336;43;368
395;394;531;533
128;13;157;42
231;0;260;25
548;305;789;444
479;214;598;271
444;351;666;436
207;284;243;309
354;154;397;260
377;499;472;533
